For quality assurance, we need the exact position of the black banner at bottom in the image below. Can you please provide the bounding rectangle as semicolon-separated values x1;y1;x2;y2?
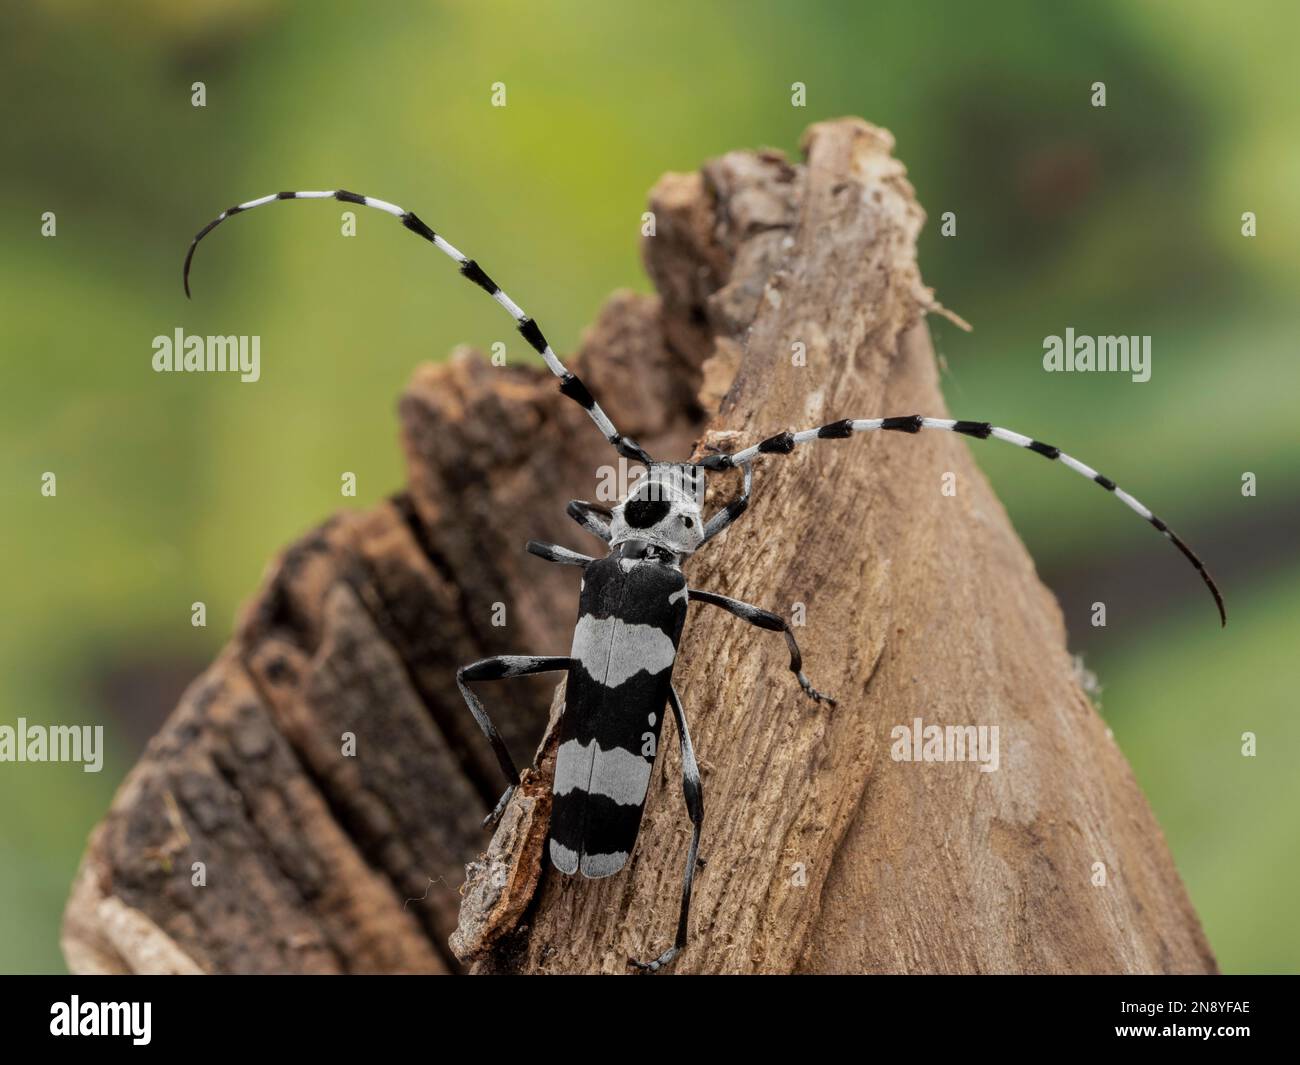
1;973;1289;1053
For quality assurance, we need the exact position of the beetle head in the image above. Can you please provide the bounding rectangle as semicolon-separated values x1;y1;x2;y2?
609;463;707;558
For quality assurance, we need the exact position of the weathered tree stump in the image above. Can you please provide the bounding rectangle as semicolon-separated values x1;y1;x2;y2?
62;118;1216;975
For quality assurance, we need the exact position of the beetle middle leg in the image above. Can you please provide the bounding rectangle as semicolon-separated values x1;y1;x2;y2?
688;589;836;705
525;540;594;567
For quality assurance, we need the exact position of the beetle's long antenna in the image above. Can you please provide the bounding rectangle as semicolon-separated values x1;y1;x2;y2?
701;415;1225;625
183;189;652;465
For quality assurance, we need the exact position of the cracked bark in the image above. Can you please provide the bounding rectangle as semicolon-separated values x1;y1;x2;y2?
62;118;1216;976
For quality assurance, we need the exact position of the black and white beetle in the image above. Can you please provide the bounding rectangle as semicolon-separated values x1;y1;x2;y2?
184;189;1226;972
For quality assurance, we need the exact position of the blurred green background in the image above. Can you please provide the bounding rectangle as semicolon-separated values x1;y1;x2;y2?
1;0;1296;973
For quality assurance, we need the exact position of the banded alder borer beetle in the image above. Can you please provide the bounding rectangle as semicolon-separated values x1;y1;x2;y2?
184;188;1225;972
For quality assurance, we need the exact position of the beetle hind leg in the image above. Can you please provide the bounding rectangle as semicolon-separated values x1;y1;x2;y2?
456;655;573;826
630;683;704;973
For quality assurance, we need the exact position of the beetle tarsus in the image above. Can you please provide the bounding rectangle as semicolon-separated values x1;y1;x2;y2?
798;673;837;707
483;784;516;828
629;946;681;973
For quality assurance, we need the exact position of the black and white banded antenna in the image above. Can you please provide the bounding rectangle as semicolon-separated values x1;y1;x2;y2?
700;415;1226;625
182;189;652;465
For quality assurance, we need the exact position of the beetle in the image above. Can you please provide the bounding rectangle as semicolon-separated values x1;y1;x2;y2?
184;188;1225;971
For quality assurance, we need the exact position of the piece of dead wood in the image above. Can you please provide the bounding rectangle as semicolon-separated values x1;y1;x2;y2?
62;117;1216;975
